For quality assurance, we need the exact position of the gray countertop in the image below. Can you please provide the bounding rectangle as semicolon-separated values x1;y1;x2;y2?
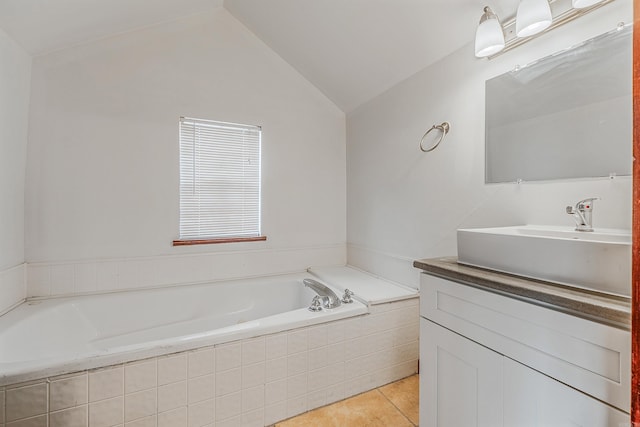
414;256;631;330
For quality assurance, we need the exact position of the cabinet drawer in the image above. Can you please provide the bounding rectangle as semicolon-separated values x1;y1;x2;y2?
420;274;630;412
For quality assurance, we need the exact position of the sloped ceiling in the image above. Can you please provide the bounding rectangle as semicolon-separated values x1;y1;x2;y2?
0;0;223;55
0;0;517;112
224;0;517;112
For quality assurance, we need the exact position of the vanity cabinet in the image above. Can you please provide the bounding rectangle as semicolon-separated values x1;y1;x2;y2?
419;273;630;427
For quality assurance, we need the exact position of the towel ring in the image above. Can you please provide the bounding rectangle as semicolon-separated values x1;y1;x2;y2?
419;122;450;152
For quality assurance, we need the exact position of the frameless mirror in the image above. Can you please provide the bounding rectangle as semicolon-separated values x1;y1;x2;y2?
485;25;632;183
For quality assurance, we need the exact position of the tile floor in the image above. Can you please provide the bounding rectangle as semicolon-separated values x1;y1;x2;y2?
274;374;419;426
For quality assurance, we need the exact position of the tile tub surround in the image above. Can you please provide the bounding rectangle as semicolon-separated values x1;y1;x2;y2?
0;264;26;316
26;244;345;299
0;298;419;427
414;257;630;329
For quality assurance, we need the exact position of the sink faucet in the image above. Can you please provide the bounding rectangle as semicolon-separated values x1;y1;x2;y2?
566;197;599;232
303;278;341;309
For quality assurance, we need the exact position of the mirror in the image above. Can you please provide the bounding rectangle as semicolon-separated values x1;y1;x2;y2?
485;25;632;183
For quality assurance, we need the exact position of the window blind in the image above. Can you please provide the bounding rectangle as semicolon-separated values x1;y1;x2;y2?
179;117;261;240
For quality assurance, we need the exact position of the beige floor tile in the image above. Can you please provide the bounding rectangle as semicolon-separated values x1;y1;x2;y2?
379;375;419;425
276;390;413;427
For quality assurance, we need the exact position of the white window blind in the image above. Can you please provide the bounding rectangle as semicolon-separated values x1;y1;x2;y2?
179;117;261;240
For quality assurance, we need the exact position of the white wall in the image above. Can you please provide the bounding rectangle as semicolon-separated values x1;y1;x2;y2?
0;27;30;311
346;1;633;288
25;8;346;295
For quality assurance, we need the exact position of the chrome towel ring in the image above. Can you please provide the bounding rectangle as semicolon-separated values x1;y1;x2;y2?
419;122;450;152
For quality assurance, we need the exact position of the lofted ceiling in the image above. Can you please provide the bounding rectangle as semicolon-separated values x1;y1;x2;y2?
0;0;518;112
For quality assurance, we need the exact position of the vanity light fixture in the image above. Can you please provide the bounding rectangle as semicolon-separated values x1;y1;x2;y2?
475;7;506;57
475;0;616;59
516;0;553;37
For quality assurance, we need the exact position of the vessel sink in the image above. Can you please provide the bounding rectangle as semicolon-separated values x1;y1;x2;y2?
457;225;631;296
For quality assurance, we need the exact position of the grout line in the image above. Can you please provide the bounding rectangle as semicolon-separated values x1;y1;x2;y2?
376;376;419;427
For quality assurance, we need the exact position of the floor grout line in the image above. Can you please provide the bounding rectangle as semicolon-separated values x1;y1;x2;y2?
376;384;418;427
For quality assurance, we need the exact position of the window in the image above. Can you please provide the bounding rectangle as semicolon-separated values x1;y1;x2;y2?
174;117;264;245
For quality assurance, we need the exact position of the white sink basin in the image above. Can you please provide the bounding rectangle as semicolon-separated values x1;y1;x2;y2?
457;225;631;296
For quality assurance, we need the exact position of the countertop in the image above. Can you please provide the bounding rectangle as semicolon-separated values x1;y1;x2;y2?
414;256;631;330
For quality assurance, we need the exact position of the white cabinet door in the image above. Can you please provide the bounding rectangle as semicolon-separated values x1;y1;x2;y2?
503;357;629;427
420;318;503;427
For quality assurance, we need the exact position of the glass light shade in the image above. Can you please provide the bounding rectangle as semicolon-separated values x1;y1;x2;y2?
475;9;505;58
516;0;552;37
572;0;604;8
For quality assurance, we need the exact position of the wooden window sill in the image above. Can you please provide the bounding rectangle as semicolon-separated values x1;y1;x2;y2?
173;236;267;246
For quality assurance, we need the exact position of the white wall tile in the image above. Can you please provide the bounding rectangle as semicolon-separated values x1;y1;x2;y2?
158;354;187;386
307;325;328;349
95;261;119;292
241;338;265;366
241;385;264;413
265;334;287;360
287;352;307;377
117;261;140;290
136;259;159;289
344;358;363;380
308;346;328;371
0;264;26;314
50;264;74;295
6;382;48;422
264;379;286;407
158;407;186;427
215;392;240;422
125;414;156;427
307;388;327;410
187;397;215;427
325;382;346;405
326;342;345;365
286;373;307;400
89;366;123;402
215;369;240;397
0;389;5;423
49;405;87;427
215;343;241;372
326;320;345;345
307;369;329;393
241;363;264;390
157;381;186;413
287;330;308;355
241;409;264;427
342;317;362;341
124;389;156;422
27;265;50;297
344;338;362;361
326;363;345;387
74;263;97;294
265;357;287;383
264;402;286;426
188;348;215;379
286;395;307;419
89;396;123;427
215;415;240;427
125;359;156;394
188;375;214;404
49;373;87;412
6;414;47;427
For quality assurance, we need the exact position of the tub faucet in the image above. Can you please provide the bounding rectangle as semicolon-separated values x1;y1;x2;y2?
566;197;599;232
304;278;341;309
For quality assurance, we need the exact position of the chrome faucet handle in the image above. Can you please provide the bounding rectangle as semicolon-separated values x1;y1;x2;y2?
341;289;354;304
308;296;323;312
576;197;599;211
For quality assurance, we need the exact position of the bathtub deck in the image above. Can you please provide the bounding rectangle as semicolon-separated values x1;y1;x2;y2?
274;374;419;426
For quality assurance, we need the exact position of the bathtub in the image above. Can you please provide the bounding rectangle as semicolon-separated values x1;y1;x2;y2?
0;272;367;386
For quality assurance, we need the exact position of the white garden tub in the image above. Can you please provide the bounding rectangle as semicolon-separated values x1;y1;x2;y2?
0;272;367;386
